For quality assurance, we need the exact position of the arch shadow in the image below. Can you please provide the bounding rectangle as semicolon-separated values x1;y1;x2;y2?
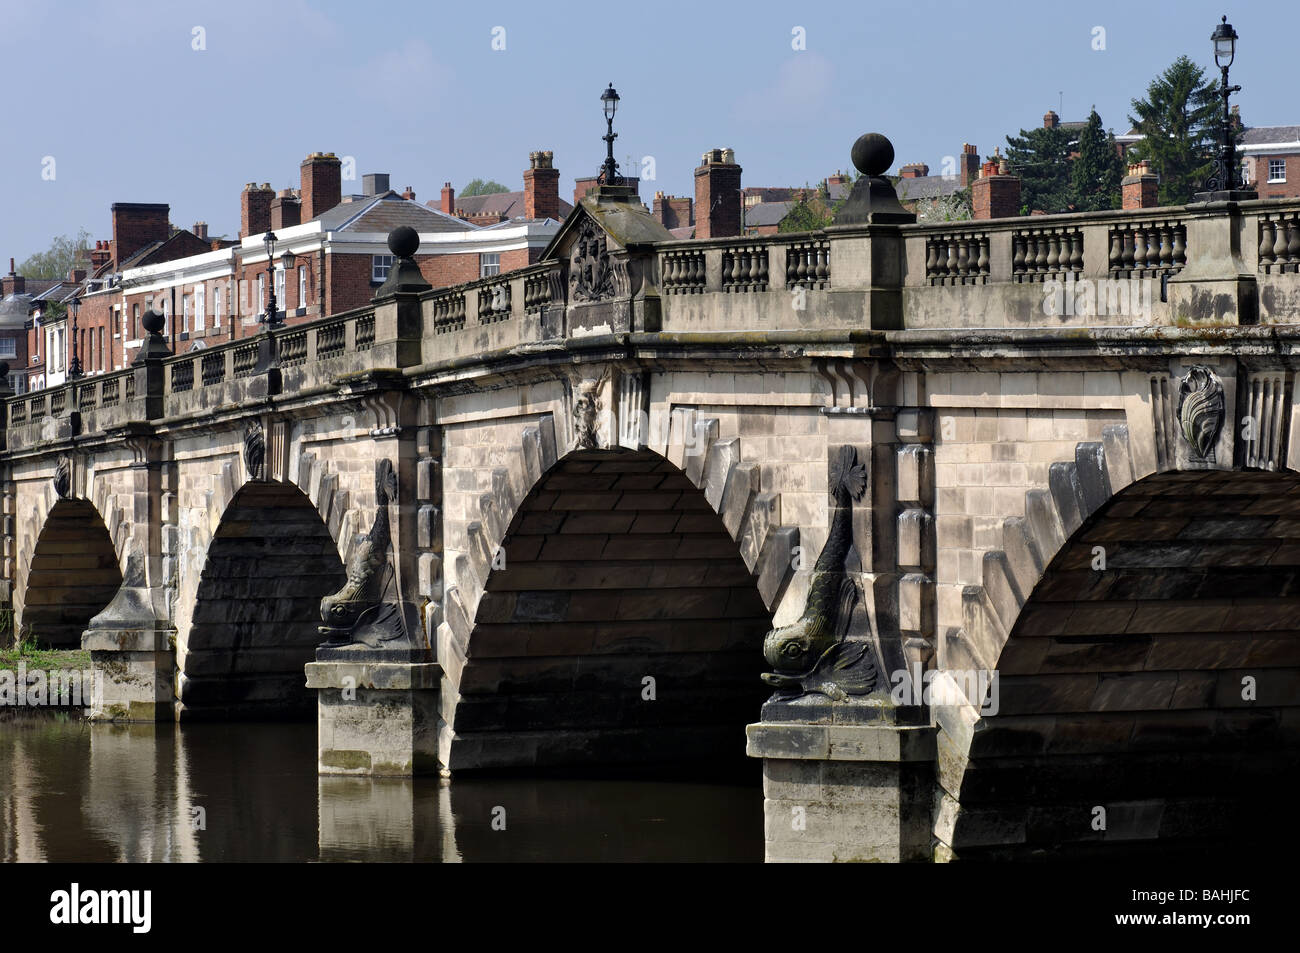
178;481;346;720
445;447;774;772
19;499;123;649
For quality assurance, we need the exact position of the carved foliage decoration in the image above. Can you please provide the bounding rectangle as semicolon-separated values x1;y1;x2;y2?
569;367;609;450
1177;365;1225;461
569;217;614;303
243;421;266;481
761;446;882;700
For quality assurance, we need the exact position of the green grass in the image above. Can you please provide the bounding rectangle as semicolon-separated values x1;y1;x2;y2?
0;634;91;672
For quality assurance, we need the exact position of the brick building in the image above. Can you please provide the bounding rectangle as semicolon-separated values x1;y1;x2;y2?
18;150;563;386
1241;125;1300;199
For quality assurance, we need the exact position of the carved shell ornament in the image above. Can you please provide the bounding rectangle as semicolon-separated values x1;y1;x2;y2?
53;456;72;499
243;422;266;481
1176;365;1225;460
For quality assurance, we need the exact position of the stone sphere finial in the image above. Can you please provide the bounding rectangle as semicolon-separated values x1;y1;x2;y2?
851;133;895;178
388;225;419;259
142;307;165;335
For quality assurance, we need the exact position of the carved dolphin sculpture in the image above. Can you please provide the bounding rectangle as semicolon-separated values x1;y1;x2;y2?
761;445;878;696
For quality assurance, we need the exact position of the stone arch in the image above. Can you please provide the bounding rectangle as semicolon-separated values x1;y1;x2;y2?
436;413;805;770
934;425;1300;858
15;476;132;648
177;479;346;719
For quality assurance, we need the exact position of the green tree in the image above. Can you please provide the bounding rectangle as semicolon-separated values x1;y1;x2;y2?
777;177;855;233
459;179;510;197
1071;107;1126;211
914;190;973;223
18;229;92;279
1127;55;1221;205
1003;125;1078;214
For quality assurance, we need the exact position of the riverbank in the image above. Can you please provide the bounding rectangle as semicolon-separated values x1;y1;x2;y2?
0;641;91;672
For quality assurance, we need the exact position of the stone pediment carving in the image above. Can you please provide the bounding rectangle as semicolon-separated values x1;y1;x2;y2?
569;217;615;303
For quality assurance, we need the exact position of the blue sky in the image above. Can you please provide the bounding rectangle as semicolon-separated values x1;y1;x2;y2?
0;0;1292;264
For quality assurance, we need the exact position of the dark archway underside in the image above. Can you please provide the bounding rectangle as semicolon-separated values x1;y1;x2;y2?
955;469;1300;860
180;482;346;720
21;499;122;649
452;449;772;771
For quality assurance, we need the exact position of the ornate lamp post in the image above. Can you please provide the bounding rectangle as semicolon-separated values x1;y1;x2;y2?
68;295;83;379
1213;16;1240;191
599;83;621;185
1197;15;1254;200
261;230;282;328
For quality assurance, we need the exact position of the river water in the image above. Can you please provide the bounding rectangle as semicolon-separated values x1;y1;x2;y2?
0;716;762;862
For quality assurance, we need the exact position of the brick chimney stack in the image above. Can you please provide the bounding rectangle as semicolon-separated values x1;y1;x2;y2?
972;154;1021;219
652;192;694;229
2;258;23;297
89;241;111;272
1043;110;1060;129
899;162;929;179
401;186;416;201
1122;160;1159;209
441;182;454;215
694;148;743;239
299;152;342;222
192;222;208;241
241;183;274;239
523;150;561;221
111;203;170;267
271;189;301;230
960;143;980;187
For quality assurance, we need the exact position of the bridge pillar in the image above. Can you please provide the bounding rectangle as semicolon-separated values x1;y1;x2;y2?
84;427;175;722
306;661;441;776
747;720;936;862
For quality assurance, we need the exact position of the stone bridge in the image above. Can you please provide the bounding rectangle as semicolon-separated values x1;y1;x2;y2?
4;139;1299;861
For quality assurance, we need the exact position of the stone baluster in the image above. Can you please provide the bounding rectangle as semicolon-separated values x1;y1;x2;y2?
1121;228;1135;275
1171;226;1186;268
1274;217;1291;268
1109;229;1123;274
1068;231;1083;273
1259;220;1277;269
1047;232;1061;275
976;236;989;278
1034;232;1048;276
1287;218;1300;270
1012;234;1026;278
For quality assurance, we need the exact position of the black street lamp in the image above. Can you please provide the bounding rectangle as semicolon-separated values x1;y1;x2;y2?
599;83;621;185
261;230;282;328
1213;16;1240;191
68;295;83;380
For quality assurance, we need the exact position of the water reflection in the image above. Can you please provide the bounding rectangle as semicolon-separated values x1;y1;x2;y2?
1;717;760;862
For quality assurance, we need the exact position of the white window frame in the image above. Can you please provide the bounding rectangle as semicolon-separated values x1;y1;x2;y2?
298;265;307;308
194;284;206;331
213;286;222;328
372;254;394;282
258;274;266;312
1268;158;1287;183
274;265;285;307
0;338;17;359
480;252;500;278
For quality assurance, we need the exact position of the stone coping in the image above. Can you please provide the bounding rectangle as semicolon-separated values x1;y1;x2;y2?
83;629;174;653
305;660;441;691
746;722;936;763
